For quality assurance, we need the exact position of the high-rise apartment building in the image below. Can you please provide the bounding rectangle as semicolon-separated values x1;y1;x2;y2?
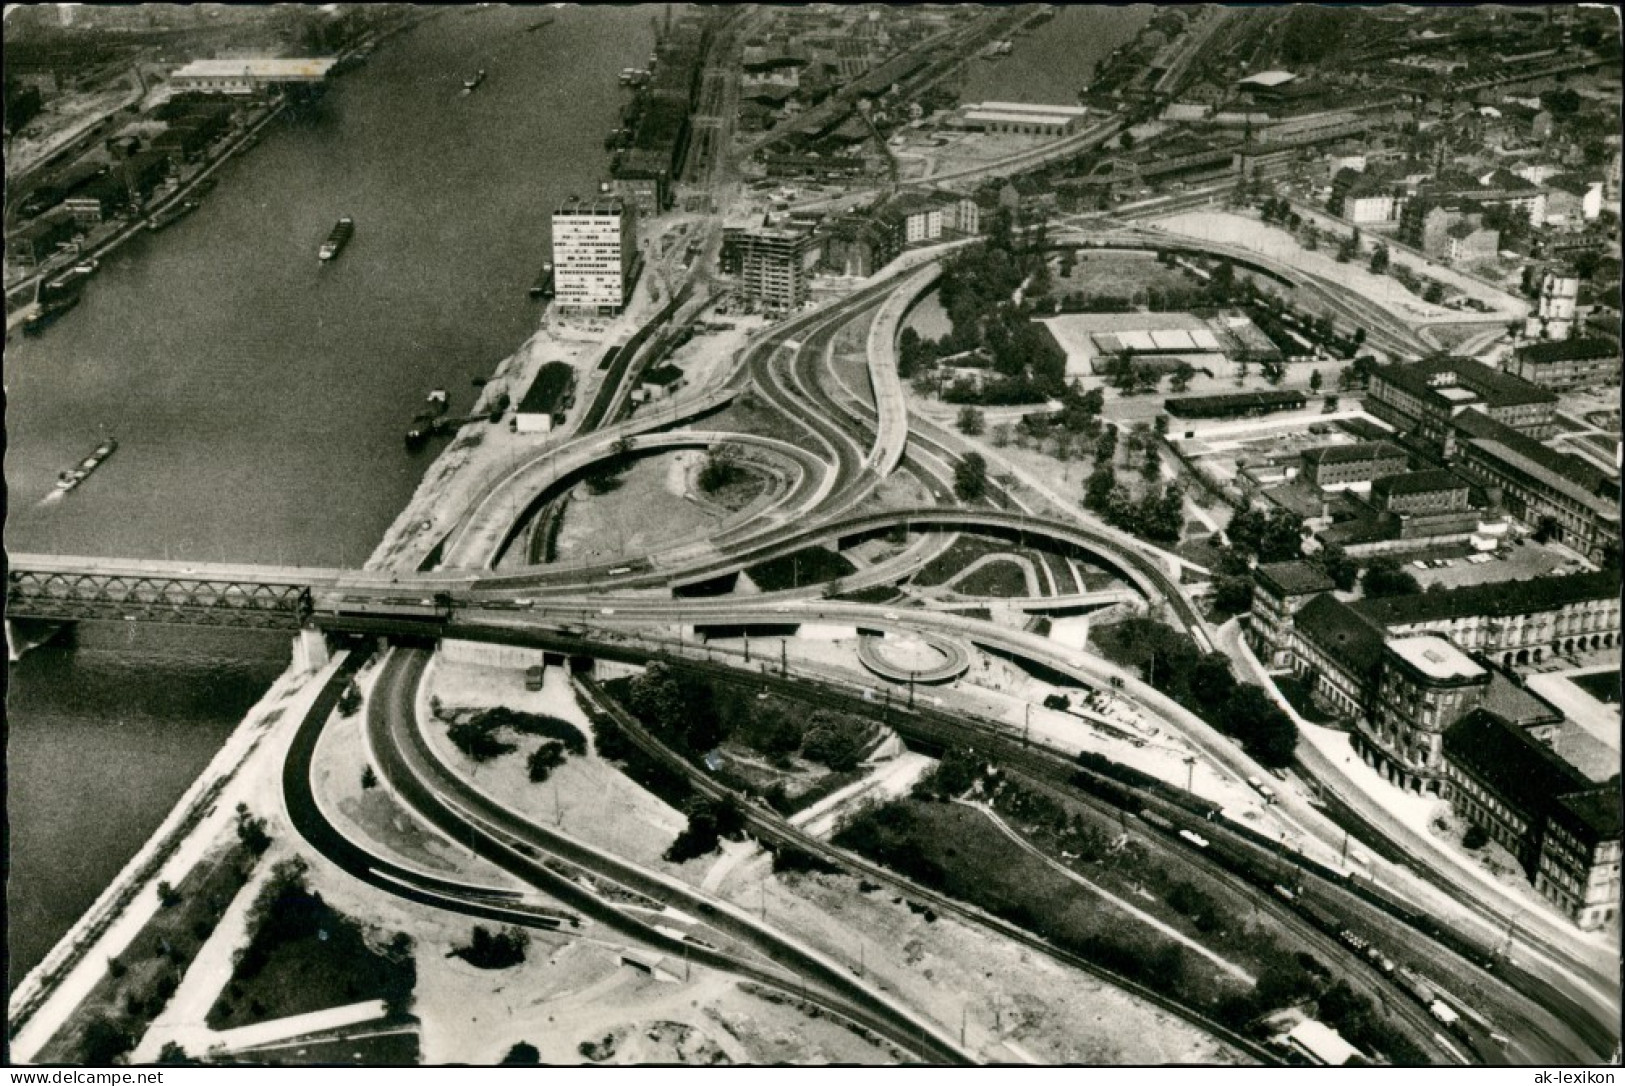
551;196;637;315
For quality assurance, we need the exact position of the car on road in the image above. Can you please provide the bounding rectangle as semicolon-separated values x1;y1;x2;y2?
883;611;899;621
599;608;616;616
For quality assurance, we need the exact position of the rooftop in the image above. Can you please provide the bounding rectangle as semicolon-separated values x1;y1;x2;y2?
517;361;574;417
1296;594;1387;680
1445;710;1611;840
1482;671;1563;729
972;100;1090;117
1449;409;1615;501
1374;357;1557;410
1386;634;1486;682
1515;337;1621;366
1370;468;1470;499
1554;787;1623;840
172;57;338;80
1285;1019;1361;1067
1238;70;1298;88
1354;570;1622;627
964;109;1081;127
1302;441;1406;467
1256;561;1336;598
554;196;628;218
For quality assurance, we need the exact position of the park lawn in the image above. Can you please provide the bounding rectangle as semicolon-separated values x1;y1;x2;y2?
833;799;1244;1011
746;546;856;591
207;874;413;1031
36;840;259;1064
953;557;1032;598
244;1029;420;1066
1573;670;1621;705
1052;252;1193;298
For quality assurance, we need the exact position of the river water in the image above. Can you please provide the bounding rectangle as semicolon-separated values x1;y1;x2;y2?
4;4;1154;991
957;5;1152;105
5;3;661;990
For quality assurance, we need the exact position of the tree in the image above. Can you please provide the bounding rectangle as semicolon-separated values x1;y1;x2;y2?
698;444;744;492
1368;243;1390;275
1314;541;1358;591
953;452;988;502
1169;361;1195;394
1463;824;1489;850
956;406;986;436
235;803;271;856
1362;557;1421;598
337;680;362;718
158;880;181;908
1225;684;1298;768
1191;654;1240;711
1323;394;1340;413
1212;575;1254;615
80;1016;136;1065
1084;464;1116;512
503;1042;542;1065
1308;369;1323;394
361;765;378;790
527;741;567;782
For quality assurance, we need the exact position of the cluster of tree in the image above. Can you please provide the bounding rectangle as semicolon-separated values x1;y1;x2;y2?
696;443;746;493
956;406;985;436
953;452;989;503
1104;618;1297;767
1084;466;1186;545
235;803;272;857
1208;505;1309;614
624;663;725;754
1361;556;1421;598
527;741;567;783
453;926;529;970
939;372;1053;407
912;745;986;801
1257;196;1302;231
665;794;747;863
623;664;873;774
583;436;637;495
1101;351;1163;396
4;77;44;136
904;209;1069;403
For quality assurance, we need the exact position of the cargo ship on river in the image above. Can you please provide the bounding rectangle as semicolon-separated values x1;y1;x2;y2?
320;217;355;262
54;436;118;493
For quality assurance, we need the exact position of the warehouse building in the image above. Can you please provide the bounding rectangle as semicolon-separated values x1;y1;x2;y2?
513;362;576;434
957;100;1088;137
169;57;338;96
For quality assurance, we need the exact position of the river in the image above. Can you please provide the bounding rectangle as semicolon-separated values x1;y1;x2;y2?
5;3;662;990
957;5;1153;105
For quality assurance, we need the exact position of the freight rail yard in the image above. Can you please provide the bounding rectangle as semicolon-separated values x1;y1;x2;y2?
6;1;1621;1071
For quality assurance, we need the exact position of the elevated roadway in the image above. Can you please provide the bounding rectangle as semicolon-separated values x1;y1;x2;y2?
369;647;972;1064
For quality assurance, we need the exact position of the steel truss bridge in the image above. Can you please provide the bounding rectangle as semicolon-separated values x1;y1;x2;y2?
6;556;346;630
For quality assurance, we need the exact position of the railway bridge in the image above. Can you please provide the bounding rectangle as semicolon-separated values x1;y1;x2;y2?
5;554;349;669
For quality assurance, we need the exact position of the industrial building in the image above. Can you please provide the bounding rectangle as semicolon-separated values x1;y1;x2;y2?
1504;337;1622;391
1444;410;1620;567
513;361;576;434
551;196;638;315
1365;356;1558;446
169;57;338;96
957;100;1088;137
1037;312;1224;378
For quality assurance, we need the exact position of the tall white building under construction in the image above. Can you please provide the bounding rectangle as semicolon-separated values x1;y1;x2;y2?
551;196;638;315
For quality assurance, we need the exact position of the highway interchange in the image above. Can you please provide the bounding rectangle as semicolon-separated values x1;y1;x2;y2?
278;211;1620;1064
7;150;1615;1067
